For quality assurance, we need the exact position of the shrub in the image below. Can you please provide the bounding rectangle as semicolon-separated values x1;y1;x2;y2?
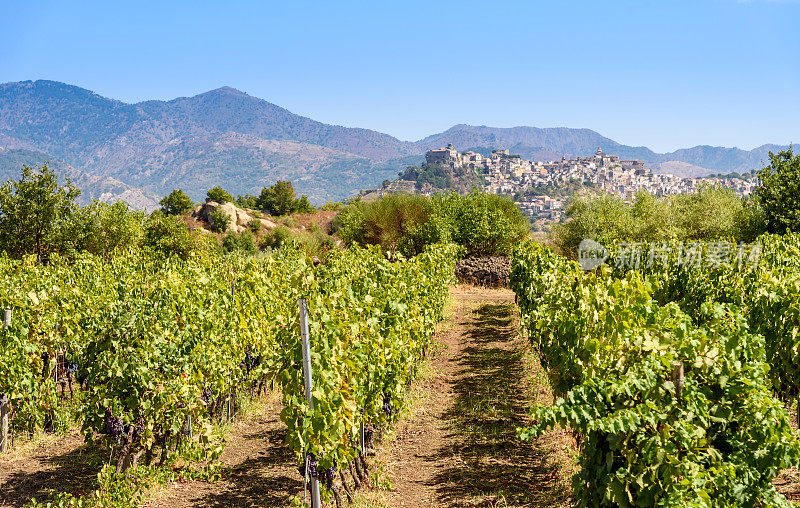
247;218;262;233
222;230;259;255
279;216;297;229
159;189;194;215
141;212;199;259
262;225;293;250
335;192;527;257
755;148;800;234
236;194;259;210
206;186;234;204
552;187;765;258
256;181;315;216
63;201;146;259
336;194;450;257
320;201;342;211
440;191;529;256
209;208;231;233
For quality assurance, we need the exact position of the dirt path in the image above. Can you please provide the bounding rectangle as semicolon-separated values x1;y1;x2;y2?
146;392;302;508
381;285;573;507
0;430;103;507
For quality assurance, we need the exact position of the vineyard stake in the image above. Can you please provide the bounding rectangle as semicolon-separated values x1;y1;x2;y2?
299;298;321;508
1;311;8;448
671;362;684;401
0;393;8;452
359;422;365;456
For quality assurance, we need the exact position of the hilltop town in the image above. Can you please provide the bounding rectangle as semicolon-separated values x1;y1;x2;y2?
377;144;757;225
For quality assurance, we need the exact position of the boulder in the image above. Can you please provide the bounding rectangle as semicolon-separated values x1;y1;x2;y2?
236;209;251;227
259;218;278;230
194;200;244;233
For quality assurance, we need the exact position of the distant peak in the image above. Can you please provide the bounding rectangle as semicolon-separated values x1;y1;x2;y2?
208;86;247;96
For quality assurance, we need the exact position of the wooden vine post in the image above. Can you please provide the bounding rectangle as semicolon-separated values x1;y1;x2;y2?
1;309;10;452
299;298;322;508
0;393;8;453
672;361;684;401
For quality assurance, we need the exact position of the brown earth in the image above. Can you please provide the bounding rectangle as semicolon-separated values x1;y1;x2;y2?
0;428;103;507
378;285;574;507
145;391;302;508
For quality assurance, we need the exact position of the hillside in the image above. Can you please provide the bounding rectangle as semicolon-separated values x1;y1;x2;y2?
0;80;790;207
0;147;160;209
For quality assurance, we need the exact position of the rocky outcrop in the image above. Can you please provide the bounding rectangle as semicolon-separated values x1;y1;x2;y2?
455;256;510;287
192;200;277;234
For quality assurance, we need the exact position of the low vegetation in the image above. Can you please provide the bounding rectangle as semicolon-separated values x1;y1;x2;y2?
552;185;764;257
336;191;529;257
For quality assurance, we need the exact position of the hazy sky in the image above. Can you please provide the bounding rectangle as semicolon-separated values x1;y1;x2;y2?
1;0;798;152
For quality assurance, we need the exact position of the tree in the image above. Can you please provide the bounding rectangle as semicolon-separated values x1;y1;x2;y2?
258;181;297;216
295;195;315;214
141;212;200;259
256;181;315;216
159;189;194;215
206;185;234;204
62;201;146;259
755;148;800;234
236;194;259;210
0;163;80;259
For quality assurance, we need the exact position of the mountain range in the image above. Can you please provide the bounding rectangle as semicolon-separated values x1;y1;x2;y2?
0;80;790;208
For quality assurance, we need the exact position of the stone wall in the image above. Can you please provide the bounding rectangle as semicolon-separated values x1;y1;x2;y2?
454;256;511;287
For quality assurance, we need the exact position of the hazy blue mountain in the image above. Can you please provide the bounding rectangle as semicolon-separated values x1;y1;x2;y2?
0;80;790;206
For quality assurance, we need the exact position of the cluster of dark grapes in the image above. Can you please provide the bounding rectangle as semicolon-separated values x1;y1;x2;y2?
321;464;337;491
297;453;337;491
298;452;318;480
103;408;124;439
132;415;146;443
240;350;262;375
382;392;394;418
200;388;213;406
364;426;374;449
68;362;79;374
41;351;50;363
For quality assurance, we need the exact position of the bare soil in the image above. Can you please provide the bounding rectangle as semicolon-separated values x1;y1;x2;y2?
145;391;302;508
379;285;573;507
0;428;103;507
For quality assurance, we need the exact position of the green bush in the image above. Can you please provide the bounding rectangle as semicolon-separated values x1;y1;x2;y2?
336;194;451;257
159;189;194;215
63;201;146;259
141;212;201;259
236;194;259;210
262;225;293;250
222;230;259;255
209;208;231;233
440;191;529;256
206;186;234;204
320;201;342;212
247;218;262;233
552;186;765;258
335;192;527;257
755;148;800;234
256;181;315;216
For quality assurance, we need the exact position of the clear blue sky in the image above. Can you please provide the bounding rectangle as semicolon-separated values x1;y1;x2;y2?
1;0;798;152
